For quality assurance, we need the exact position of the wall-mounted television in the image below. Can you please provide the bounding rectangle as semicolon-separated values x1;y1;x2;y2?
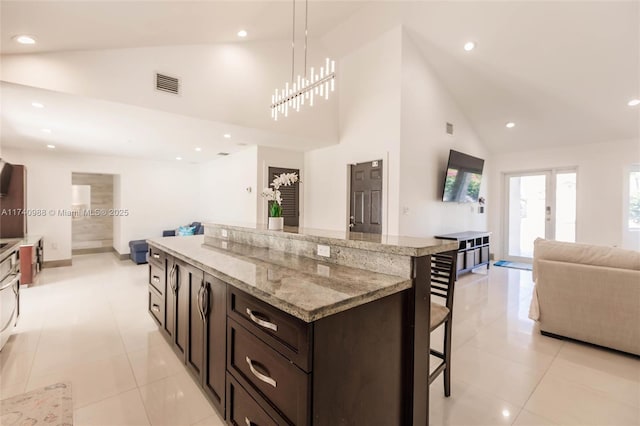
441;150;484;203
0;159;13;197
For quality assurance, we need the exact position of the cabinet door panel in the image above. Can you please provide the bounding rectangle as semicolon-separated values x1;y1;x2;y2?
204;273;227;414
164;260;176;340
174;260;194;361
187;273;205;379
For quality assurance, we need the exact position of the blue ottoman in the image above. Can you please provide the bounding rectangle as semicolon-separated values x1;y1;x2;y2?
129;240;148;264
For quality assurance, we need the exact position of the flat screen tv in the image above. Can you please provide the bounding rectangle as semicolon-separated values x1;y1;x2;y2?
441;150;484;203
0;159;13;197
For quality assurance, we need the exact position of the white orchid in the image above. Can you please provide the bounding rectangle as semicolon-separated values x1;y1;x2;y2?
261;172;299;217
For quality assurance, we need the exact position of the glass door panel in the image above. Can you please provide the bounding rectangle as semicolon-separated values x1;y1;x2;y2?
506;173;548;259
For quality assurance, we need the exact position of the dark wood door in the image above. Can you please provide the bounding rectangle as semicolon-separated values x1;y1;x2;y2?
203;273;227;415
349;160;383;234
268;167;300;227
174;259;196;361
186;264;205;381
164;258;176;340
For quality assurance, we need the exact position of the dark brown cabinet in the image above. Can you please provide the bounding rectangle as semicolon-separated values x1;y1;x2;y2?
202;273;227;415
174;259;199;362
148;245;416;426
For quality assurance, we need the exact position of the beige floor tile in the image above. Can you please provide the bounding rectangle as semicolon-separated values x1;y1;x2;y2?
556;341;640;383
429;377;521;426
525;375;640;426
191;412;226;426
127;341;185;386
139;372;215;426
27;353;137;409
74;388;150;426
545;356;640;408
0;380;27;400
512;409;558;425
0;347;35;387
450;345;546;407
119;318;166;353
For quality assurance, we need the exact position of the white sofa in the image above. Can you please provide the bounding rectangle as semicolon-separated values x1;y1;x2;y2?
530;238;640;355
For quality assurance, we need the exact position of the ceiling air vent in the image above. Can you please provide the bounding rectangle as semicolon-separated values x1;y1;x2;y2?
155;73;179;95
217;152;230;156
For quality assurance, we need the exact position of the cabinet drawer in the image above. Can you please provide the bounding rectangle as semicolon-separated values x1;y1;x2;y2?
148;263;165;295
228;288;312;372
227;373;285;426
148;246;166;268
227;319;310;426
148;288;164;327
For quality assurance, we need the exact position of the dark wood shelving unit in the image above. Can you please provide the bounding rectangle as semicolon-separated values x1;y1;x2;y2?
435;231;491;279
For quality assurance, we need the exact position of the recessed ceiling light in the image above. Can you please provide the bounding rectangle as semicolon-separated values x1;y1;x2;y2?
195;147;202;152
463;41;476;51
13;35;36;45
41;128;52;133
31;102;44;108
46;144;55;149
501;409;510;418
223;133;231;139
237;30;248;38
176;156;182;161
628;99;640;107
505;122;516;128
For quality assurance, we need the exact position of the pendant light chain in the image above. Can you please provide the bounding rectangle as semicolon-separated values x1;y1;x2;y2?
304;0;308;79
291;0;295;82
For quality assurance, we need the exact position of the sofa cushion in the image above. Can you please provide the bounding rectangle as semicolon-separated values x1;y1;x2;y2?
177;225;196;236
533;238;640;281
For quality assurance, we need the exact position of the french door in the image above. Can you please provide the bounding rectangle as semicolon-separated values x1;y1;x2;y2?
504;169;577;261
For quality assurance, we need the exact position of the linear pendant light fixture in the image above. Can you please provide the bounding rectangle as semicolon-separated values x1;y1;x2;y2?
271;0;336;120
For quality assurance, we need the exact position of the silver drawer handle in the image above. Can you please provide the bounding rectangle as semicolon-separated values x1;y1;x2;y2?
152;276;160;283
151;304;160;313
245;356;277;388
152;253;160;259
245;418;252;426
246;308;278;332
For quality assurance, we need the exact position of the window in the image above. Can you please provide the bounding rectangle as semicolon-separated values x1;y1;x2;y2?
629;165;640;230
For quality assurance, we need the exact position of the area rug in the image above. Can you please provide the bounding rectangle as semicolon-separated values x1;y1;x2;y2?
494;260;533;271
1;382;73;425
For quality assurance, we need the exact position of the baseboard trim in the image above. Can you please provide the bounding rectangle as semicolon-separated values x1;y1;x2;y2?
112;248;130;261
43;259;72;268
72;247;113;255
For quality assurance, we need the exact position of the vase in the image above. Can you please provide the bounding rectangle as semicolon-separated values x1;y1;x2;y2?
268;217;284;231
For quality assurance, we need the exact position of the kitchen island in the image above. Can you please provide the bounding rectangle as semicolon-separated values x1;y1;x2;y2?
146;223;457;425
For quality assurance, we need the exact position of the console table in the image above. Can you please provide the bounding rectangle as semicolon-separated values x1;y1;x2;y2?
435;231;491;278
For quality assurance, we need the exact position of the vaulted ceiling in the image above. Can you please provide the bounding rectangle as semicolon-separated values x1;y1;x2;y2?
1;1;638;160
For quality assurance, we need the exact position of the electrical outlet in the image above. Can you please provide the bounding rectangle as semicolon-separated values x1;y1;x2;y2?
221;229;228;238
317;244;330;257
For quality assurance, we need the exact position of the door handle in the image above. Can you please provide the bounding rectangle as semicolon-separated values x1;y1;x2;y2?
197;281;205;320
202;282;210;318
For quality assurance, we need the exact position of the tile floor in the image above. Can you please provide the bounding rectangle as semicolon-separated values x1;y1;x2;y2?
0;253;638;425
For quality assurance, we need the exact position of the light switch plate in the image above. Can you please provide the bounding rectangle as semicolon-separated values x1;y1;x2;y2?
317;244;330;257
221;229;228;238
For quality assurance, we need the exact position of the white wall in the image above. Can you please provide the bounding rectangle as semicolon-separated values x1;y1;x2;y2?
303;27;403;234
398;31;489;238
256;146;305;226
303;26;491;237
489;138;640;256
198;147;258;225
2;147;199;261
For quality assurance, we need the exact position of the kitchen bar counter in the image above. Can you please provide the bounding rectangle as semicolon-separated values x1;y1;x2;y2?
147;235;414;322
146;223;458;425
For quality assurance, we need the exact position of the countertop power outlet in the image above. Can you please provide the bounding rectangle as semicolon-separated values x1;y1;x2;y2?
317;244;330;257
221;229;228;238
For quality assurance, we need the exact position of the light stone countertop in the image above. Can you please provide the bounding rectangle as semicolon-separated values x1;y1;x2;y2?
204;222;459;257
147;235;413;322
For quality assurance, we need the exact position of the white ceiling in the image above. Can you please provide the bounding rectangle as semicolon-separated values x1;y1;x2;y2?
0;1;363;54
0;82;306;162
1;1;638;159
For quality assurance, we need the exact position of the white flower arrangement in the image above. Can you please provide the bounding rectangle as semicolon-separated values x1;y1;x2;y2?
261;172;298;217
